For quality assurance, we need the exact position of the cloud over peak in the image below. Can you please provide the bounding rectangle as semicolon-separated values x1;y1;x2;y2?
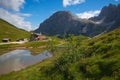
76;10;100;19
63;0;85;7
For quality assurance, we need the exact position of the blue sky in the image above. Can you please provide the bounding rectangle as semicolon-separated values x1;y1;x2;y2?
0;0;120;31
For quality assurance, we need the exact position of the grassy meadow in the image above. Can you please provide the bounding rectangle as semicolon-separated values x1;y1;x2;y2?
0;19;30;42
0;27;120;80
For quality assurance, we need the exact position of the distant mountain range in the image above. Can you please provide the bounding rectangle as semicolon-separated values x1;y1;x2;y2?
0;19;30;42
35;3;120;37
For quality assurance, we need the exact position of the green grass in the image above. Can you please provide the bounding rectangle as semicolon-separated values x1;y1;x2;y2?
0;38;61;55
0;19;30;42
0;27;120;80
21;41;48;47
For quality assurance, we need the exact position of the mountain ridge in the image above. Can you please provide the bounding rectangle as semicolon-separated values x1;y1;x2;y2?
35;3;120;37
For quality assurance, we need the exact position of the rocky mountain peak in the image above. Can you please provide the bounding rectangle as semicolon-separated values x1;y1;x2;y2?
35;3;120;37
94;3;118;22
52;11;73;17
48;11;78;22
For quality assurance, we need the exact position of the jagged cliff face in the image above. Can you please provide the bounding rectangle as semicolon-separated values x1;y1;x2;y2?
90;4;120;31
92;4;120;22
35;4;120;37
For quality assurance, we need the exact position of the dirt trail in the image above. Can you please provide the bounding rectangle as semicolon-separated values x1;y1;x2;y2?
0;41;26;45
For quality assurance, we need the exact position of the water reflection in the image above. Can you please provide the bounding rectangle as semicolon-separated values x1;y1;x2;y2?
0;50;52;75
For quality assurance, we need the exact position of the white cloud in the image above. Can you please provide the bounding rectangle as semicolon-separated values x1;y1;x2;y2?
76;10;100;19
0;0;25;11
63;0;85;7
0;0;33;31
0;8;32;31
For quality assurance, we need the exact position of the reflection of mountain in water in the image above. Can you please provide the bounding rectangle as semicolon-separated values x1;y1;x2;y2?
0;50;52;75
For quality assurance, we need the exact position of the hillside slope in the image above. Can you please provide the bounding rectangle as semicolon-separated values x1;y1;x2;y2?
0;19;30;42
38;27;120;80
0;27;120;80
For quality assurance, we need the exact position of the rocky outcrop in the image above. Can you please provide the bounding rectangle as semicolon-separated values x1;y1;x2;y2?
90;4;120;31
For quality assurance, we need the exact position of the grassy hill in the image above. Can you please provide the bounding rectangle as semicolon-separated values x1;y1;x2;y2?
0;19;30;42
38;28;120;80
0;27;120;80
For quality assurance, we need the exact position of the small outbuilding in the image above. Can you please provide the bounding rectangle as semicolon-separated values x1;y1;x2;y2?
2;38;11;42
